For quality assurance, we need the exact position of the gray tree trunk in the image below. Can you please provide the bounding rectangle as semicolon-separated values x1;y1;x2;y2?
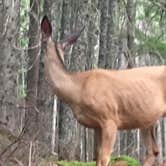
0;0;20;133
98;0;108;68
126;0;136;67
21;0;41;164
0;0;20;162
106;0;119;69
25;0;40;137
164;119;166;161
157;120;163;163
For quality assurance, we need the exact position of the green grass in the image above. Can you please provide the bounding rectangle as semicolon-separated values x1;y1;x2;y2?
37;155;140;166
57;156;140;166
110;155;141;166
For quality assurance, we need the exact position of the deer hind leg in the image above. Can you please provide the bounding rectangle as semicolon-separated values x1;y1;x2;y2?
96;121;117;166
141;125;159;166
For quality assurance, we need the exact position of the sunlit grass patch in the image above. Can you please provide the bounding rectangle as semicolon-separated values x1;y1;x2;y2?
57;155;140;166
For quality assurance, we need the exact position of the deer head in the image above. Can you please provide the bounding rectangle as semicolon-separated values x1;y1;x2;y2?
41;16;84;62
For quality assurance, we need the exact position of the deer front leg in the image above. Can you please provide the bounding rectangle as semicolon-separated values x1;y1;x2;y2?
95;128;102;166
141;125;159;166
97;121;117;166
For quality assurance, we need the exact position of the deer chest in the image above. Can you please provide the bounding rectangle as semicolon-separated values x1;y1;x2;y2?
72;107;100;128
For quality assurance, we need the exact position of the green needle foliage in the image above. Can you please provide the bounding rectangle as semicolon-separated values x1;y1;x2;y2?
136;28;166;58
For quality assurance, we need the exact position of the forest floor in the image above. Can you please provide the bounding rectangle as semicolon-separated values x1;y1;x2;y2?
38;155;140;166
0;131;140;166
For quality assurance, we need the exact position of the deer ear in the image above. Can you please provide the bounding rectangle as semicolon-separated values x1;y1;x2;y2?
41;16;52;38
61;26;85;50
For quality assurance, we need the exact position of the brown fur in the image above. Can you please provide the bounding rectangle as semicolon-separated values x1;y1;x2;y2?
159;164;166;166
41;17;166;166
112;161;128;166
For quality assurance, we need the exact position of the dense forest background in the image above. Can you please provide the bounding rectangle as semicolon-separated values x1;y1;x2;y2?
0;0;166;165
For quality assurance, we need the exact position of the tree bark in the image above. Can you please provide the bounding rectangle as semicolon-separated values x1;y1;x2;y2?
20;0;41;164
25;0;40;137
126;0;136;68
98;0;109;68
0;0;20;163
164;119;166;160
106;0;119;69
157;120;163;163
0;0;20;132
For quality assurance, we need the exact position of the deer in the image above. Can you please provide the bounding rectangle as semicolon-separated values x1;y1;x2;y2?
159;163;166;166
41;16;166;166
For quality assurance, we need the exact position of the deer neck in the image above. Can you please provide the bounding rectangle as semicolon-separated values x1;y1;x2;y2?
45;40;80;104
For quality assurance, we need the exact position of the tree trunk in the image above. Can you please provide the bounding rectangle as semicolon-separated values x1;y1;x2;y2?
126;0;136;68
98;0;109;68
0;0;20;162
157;120;163;163
164;119;166;160
0;0;20;132
106;0;119;69
25;0;40;137
21;0;41;164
